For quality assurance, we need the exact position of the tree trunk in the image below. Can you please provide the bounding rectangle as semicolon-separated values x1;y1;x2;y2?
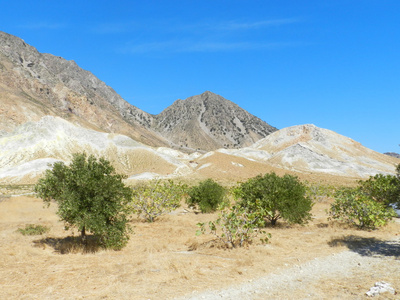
81;226;86;244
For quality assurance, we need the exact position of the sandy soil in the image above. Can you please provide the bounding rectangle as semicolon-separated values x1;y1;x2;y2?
0;194;399;300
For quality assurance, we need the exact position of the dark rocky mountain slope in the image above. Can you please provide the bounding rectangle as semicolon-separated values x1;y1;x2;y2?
385;152;400;159
154;91;277;152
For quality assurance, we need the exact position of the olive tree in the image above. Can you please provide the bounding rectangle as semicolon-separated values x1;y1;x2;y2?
235;173;313;226
34;153;132;250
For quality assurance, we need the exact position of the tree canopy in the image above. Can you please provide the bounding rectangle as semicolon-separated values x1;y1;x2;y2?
34;153;132;250
235;173;313;226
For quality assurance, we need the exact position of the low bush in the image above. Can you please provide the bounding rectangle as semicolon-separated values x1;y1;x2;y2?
328;188;396;230
187;179;226;213
130;179;187;222
196;204;271;248
305;182;336;202
18;224;50;236
358;174;399;205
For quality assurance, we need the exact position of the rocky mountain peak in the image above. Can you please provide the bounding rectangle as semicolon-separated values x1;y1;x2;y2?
154;91;277;151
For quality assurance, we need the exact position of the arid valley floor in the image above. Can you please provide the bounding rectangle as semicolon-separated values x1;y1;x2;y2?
1;186;399;299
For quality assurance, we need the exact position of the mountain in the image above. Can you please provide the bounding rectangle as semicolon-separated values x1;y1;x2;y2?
0;31;276;152
154;91;277;152
1;31;398;185
0;31;167;147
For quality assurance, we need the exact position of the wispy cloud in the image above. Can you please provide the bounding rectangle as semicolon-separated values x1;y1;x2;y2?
19;22;67;30
90;22;141;34
119;40;296;54
218;18;300;30
112;17;303;54
91;18;301;35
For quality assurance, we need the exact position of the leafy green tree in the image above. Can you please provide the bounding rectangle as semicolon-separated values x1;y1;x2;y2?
328;187;396;230
187;179;226;213
34;153;132;250
130;179;187;222
235;173;313;226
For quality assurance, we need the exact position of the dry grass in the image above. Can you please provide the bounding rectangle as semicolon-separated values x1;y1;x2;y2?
0;195;399;299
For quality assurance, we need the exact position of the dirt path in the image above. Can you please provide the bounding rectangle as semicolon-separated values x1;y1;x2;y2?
180;237;400;300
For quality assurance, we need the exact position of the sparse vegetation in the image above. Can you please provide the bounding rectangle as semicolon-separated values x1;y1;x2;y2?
130;179;187;222
328;187;396;230
187;179;226;213
328;167;400;230
197;205;271;248
235;173;313;226
34;152;132;250
17;224;50;236
358;173;399;205
305;181;337;202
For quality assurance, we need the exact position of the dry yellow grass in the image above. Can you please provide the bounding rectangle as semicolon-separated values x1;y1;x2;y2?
0;194;399;299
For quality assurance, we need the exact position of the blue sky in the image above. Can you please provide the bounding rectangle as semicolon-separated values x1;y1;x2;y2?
1;0;399;153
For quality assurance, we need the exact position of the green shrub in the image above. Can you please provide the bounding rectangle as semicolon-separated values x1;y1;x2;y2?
328;188;396;230
187;179;226;213
358;174;399;205
197;205;271;248
130;179;187;222
235;173;313;226
17;224;50;236
34;152;132;250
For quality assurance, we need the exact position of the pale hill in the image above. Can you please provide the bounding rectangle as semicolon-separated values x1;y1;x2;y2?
250;124;399;177
0;116;191;184
1;118;398;185
154;91;277;152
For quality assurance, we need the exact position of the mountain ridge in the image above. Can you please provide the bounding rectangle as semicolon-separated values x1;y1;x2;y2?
0;31;277;151
0;31;168;147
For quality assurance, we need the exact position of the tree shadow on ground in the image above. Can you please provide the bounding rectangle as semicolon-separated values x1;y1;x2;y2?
328;235;400;258
33;235;103;254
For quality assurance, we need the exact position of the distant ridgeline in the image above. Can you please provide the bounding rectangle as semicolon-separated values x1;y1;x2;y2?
385;152;400;159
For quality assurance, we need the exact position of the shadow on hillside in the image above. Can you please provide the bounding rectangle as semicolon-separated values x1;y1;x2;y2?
33;235;103;254
328;235;400;258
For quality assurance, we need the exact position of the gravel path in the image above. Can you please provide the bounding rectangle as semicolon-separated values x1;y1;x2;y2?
178;237;400;300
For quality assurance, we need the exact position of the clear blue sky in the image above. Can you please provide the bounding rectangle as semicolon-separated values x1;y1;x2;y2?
1;0;399;153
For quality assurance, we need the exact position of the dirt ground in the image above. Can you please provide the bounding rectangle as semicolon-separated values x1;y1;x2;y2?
0;193;399;299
